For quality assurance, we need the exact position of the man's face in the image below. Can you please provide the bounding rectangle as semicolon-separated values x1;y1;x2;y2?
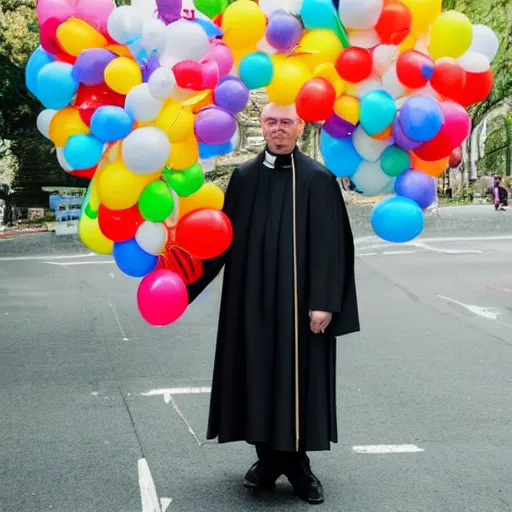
261;104;305;155
495;177;501;186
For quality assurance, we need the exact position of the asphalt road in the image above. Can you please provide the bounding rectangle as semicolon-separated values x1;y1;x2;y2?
1;204;511;512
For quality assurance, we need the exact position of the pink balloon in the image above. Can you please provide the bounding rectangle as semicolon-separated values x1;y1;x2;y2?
36;0;74;26
205;41;234;78
75;0;115;33
137;269;189;326
441;100;471;149
198;58;220;90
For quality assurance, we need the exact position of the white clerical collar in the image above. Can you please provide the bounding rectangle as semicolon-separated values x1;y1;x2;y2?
263;148;294;169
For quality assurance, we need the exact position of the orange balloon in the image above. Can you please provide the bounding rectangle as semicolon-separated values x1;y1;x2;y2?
372;125;393;141
409;153;448;177
178;183;224;219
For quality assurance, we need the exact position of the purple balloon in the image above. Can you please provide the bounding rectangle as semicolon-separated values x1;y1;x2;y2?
142;53;160;83
392;117;423;151
323;114;355;139
214;79;249;113
265;10;303;51
195;107;236;145
395;169;437;210
72;49;116;86
399;95;444;142
156;0;182;24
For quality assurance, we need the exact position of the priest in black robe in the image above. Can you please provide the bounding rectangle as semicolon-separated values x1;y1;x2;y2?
186;103;360;505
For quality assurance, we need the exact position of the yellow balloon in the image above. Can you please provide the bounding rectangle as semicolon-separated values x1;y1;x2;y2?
79;214;113;255
178;183;224;218
96;160;161;210
231;44;258;63
154;101;195;142
296;30;343;71
266;56;312;105
104;57;142;95
49;107;90;147
313;63;346;97
401;0;442;36
334;95;360;125
222;0;266;49
89;175;100;212
428;11;473;60
56;18;108;57
167;133;199;170
398;33;417;52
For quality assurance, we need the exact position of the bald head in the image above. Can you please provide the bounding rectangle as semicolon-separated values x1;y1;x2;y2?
260;103;305;155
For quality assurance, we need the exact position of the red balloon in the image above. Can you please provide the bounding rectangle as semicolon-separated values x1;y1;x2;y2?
176;209;233;260
172;60;204;90
450;69;494;107
98;204;144;242
449;147;462;168
40;17;77;63
69;166;97;180
296;78;336;122
75;83;126;126
375;0;412;45
157;244;204;285
430;58;466;99
335;47;373;83
396;50;434;88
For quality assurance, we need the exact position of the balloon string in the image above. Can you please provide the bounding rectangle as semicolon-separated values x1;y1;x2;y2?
292;153;300;453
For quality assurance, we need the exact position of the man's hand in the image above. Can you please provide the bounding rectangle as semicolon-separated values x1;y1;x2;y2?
309;311;332;334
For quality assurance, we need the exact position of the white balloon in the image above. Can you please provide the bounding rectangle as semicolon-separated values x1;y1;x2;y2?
56;147;73;172
351;160;393;197
257;36;279;56
469;24;500;63
141;18;167;55
457;51;491;73
131;0;158;19
338;0;383;30
373;44;398;77
354;76;382;98
148;67;177;101
259;0;303;15
199;158;216;174
136;221;167;256
163;20;209;63
348;29;380;49
125;83;163;122
122;127;171;175
107;6;143;45
37;109;57;139
414;35;429;54
352;125;389;162
410;83;442;101
381;62;407;99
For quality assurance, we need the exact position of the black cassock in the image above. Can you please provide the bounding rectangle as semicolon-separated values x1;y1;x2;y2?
186;147;360;452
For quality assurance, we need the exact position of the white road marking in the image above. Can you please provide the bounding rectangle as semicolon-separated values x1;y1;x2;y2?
141;387;212;397
382;250;417;256
408;242;482;255
437;295;501;320
352;444;424;454
42;260;114;266
0;252;96;262
108;294;130;341
138;458;172;512
357;252;378;257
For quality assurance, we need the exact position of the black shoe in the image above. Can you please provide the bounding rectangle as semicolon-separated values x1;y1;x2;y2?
284;457;324;505
243;461;279;493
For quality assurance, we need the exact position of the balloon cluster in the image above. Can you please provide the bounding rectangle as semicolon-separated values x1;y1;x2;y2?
26;0;496;325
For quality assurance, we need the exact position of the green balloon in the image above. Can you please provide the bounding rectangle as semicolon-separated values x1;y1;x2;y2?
84;203;98;220
380;146;411;177
193;0;228;18
165;163;205;197
139;181;174;222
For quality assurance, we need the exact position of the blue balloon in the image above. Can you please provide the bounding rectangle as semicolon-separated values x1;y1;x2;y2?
371;195;424;243
64;134;104;170
301;0;339;32
91;106;134;142
319;129;362;178
360;90;397;136
25;46;55;97
194;18;223;38
395;169;437;209
113;239;158;278
239;52;273;90
199;141;233;159
399;96;443;142
36;62;78;109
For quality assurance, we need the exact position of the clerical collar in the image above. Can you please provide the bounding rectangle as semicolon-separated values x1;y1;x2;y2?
263;146;296;169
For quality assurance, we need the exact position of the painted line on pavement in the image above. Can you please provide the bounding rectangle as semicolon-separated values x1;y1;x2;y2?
0;252;96;262
108;294;129;341
141;387;212;397
42;260;114;266
138;458;172;512
437;295;501;320
352;444;424;454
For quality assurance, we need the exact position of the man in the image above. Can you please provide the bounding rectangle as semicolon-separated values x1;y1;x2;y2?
186;103;359;505
492;176;508;211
